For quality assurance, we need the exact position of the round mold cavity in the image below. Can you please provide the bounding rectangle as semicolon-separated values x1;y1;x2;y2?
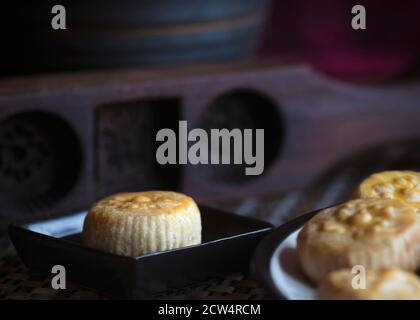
196;89;284;185
0;111;82;215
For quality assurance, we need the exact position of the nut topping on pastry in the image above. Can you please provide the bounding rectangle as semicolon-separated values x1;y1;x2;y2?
320;199;419;238
355;171;420;203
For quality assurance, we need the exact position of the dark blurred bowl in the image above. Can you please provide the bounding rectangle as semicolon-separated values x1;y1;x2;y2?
2;0;268;75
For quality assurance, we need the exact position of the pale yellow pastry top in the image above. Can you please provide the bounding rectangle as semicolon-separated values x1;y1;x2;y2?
356;171;420;203
316;198;419;239
90;191;198;217
318;268;420;300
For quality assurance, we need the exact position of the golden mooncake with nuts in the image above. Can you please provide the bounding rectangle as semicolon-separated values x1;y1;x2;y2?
83;191;202;256
355;170;420;203
317;268;420;300
297;198;420;283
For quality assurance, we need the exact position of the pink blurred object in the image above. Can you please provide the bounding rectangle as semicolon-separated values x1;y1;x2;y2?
258;0;420;82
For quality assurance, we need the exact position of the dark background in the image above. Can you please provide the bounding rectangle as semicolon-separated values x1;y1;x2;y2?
2;0;420;81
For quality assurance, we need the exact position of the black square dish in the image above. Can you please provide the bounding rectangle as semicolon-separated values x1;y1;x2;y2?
9;205;272;299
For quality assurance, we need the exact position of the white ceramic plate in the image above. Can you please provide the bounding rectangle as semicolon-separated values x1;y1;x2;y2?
269;229;316;299
252;210;319;299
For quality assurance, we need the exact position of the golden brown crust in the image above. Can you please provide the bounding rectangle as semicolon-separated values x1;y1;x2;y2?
297;199;420;283
317;268;420;300
88;191;195;216
355;171;420;203
83;191;202;256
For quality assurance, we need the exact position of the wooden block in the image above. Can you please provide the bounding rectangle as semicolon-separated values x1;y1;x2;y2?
1;61;420;224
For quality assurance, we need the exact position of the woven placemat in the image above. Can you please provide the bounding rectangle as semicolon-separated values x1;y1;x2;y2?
0;255;270;300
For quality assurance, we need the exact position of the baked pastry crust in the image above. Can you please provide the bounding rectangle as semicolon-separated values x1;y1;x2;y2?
297;198;420;283
83;191;202;256
317;268;420;300
355;170;420;203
